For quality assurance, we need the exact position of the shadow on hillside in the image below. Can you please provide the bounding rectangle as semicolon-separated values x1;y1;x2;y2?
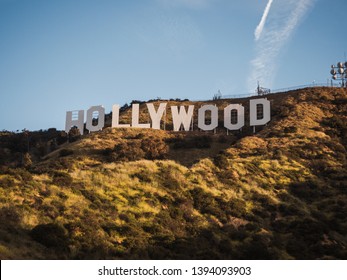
2;173;347;260
129;195;347;260
107;173;347;260
0;207;66;260
167;133;237;167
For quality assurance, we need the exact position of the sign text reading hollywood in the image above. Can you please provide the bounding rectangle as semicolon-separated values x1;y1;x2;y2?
65;98;270;134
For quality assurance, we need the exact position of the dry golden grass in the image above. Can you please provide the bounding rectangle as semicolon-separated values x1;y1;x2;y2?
0;87;347;259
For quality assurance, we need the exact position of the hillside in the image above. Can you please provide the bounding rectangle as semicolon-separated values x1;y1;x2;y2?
0;87;347;259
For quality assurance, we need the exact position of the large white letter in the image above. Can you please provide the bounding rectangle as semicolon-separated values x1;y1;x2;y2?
198;105;218;131
250;98;271;126
224;104;245;130
65;110;84;134
171;105;194;131
86;105;105;132
112;104;130;128
132;103;150;128
147;103;167;129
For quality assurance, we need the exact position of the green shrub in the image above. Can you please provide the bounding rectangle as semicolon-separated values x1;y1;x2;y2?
52;171;73;187
284;126;298;133
111;137;168;161
51;158;74;171
2;168;33;182
68;127;81;143
141;137;168;159
112;142;145;161
272;149;283;160
323;116;347;131
213;152;229;169
102;148;113;157
190;188;228;221
0;175;16;188
56;131;68;145
131;169;152;183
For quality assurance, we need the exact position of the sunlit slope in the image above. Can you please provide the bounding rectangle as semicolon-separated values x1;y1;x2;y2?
0;87;346;259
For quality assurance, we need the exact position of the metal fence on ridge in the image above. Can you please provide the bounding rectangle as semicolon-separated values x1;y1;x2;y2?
219;82;344;100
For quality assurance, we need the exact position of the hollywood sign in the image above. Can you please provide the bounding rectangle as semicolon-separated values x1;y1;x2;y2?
65;98;270;134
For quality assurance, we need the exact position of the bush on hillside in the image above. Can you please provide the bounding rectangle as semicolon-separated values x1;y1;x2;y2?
56;131;68;145
50;158;74;171
288;180;324;202
213;152;229;169
68;127;82;143
284;126;298;134
110;137;168;162
0;176;16;188
0;206;21;223
172;135;212;149
52;171;73;187
59;149;74;157
112;142;145;161
3;167;33;182
30;223;69;249
131;169;153;183
189;188;240;222
141;137;168;159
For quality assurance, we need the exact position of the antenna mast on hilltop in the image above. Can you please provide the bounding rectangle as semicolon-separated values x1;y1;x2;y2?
330;61;347;87
212;90;222;100
256;81;270;96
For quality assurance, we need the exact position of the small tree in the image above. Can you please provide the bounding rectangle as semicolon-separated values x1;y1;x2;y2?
57;131;68;145
68;127;81;143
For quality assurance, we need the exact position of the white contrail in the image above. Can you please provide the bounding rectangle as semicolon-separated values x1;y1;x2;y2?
248;0;315;92
254;0;274;41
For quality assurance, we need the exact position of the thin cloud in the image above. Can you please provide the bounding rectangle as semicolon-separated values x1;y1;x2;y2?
248;0;315;92
254;0;274;41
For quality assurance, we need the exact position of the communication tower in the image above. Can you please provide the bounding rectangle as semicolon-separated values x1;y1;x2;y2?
330;61;347;87
256;81;270;96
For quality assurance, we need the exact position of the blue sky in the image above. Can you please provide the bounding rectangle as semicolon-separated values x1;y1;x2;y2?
0;0;346;131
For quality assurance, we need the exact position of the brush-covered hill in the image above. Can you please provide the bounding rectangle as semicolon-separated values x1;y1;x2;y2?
0;87;347;259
